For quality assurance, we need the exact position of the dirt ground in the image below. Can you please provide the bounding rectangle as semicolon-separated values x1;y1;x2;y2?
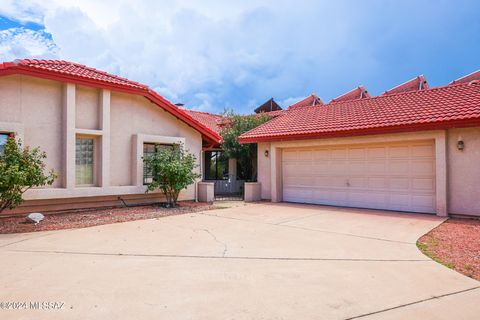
0;201;220;234
418;218;480;280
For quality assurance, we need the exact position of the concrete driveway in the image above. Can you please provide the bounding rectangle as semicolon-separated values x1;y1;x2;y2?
0;202;479;320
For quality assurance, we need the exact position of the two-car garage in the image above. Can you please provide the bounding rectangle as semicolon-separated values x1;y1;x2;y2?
281;140;436;214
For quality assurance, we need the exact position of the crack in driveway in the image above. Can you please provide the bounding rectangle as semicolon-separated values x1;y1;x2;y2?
344;286;480;319
200;212;415;245
9;249;431;262
199;228;228;257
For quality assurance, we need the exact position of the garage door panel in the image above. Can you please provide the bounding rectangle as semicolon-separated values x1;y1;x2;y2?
313;149;330;160
412;178;435;190
389;160;410;174
411;144;435;157
283;150;298;161
389;193;411;206
313;176;332;187
368;177;387;189
331;177;348;187
389;178;410;190
411;160;435;175
349;148;366;159
331;161;348;174
282;140;436;214
331;148;347;159
349;161;366;174
368;147;387;159
349;177;366;188
311;162;330;174
367;161;386;174
389;145;410;158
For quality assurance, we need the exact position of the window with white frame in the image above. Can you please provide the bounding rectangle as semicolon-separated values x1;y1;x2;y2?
76;137;95;186
143;143;173;185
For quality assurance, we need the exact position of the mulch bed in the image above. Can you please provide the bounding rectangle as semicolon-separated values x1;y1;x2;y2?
418;218;480;281
0;201;218;234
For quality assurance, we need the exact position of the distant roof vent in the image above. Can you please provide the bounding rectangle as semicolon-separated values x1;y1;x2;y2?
254;98;283;114
288;94;323;109
330;86;370;103
383;75;429;95
450;70;480;85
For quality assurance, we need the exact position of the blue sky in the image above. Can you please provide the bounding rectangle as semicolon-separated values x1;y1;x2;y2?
0;0;479;114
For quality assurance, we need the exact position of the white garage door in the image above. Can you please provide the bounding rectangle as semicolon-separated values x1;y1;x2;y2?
282;141;436;213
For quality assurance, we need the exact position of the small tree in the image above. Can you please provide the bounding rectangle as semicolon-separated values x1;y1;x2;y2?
220;110;272;181
0;137;56;213
144;144;200;207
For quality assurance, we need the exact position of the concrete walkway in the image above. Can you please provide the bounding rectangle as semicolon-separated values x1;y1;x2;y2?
0;202;478;319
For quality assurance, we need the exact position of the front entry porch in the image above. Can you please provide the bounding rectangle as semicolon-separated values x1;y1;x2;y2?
203;151;245;200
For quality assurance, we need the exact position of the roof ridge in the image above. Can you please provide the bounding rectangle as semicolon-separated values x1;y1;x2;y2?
185;109;221;117
326;80;475;106
16;59;148;89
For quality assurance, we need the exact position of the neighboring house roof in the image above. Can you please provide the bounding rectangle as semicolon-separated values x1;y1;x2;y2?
254;98;282;113
0;59;221;143
288;94;323;109
239;81;480;143
183;109;222;134
330;85;370;103
450;70;480;85
383;75;428;95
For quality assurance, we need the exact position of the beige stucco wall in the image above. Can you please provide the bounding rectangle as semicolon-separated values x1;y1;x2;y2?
0;75;63;188
447;127;480;216
0;74;202;203
110;92;202;196
76;85;100;130
257;142;271;199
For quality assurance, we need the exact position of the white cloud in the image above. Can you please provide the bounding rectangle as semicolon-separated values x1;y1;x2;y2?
1;0;474;113
0;28;58;60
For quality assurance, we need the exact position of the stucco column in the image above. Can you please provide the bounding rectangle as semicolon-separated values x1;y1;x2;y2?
99;89;111;187
62;83;76;189
270;146;283;202
435;131;448;217
229;158;237;192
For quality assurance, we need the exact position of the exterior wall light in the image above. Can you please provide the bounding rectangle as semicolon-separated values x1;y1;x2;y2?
264;150;269;157
457;139;465;151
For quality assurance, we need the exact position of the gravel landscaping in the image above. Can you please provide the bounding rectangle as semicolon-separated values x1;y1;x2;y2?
0;201;220;234
418;218;480;281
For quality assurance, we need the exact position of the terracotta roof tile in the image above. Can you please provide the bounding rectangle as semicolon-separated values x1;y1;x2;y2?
183;110;222;133
0;59;221;143
239;82;480;143
14;59;148;89
383;75;429;95
450;70;480;85
330;85;370;103
288;94;323;109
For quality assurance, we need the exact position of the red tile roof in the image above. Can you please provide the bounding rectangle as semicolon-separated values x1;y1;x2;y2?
330;85;370;103
183;110;222;133
450;70;480;85
383;75;428;95
13;59;149;89
0;59;221;143
288;94;323;109
239;82;480;143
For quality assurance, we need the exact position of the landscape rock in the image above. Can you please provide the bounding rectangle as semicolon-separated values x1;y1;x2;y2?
26;212;45;224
